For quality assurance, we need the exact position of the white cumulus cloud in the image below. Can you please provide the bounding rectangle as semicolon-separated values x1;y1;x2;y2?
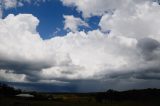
63;15;89;32
61;0;151;18
0;0;48;18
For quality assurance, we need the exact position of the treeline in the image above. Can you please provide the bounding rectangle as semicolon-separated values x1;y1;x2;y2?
0;83;21;96
95;89;160;102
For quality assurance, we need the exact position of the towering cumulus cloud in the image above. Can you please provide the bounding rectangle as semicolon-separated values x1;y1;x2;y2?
0;0;160;91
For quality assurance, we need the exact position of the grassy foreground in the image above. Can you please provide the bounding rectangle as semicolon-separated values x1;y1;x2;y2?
0;95;160;106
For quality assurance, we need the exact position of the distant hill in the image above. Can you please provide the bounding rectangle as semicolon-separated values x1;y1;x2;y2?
0;83;21;96
95;89;160;102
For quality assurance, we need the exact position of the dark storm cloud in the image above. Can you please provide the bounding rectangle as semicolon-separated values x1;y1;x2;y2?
0;58;53;82
106;67;160;81
137;37;160;61
5;77;160;92
5;81;78;92
133;69;160;80
0;59;50;72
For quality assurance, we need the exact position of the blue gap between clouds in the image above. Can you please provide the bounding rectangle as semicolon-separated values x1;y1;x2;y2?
3;0;100;40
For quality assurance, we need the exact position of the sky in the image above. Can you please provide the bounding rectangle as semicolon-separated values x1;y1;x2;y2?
0;0;160;92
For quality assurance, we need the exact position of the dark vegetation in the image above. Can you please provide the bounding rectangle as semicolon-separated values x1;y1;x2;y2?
0;83;22;96
0;83;160;106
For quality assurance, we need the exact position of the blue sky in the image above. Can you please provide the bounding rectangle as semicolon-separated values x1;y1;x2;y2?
3;0;100;39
